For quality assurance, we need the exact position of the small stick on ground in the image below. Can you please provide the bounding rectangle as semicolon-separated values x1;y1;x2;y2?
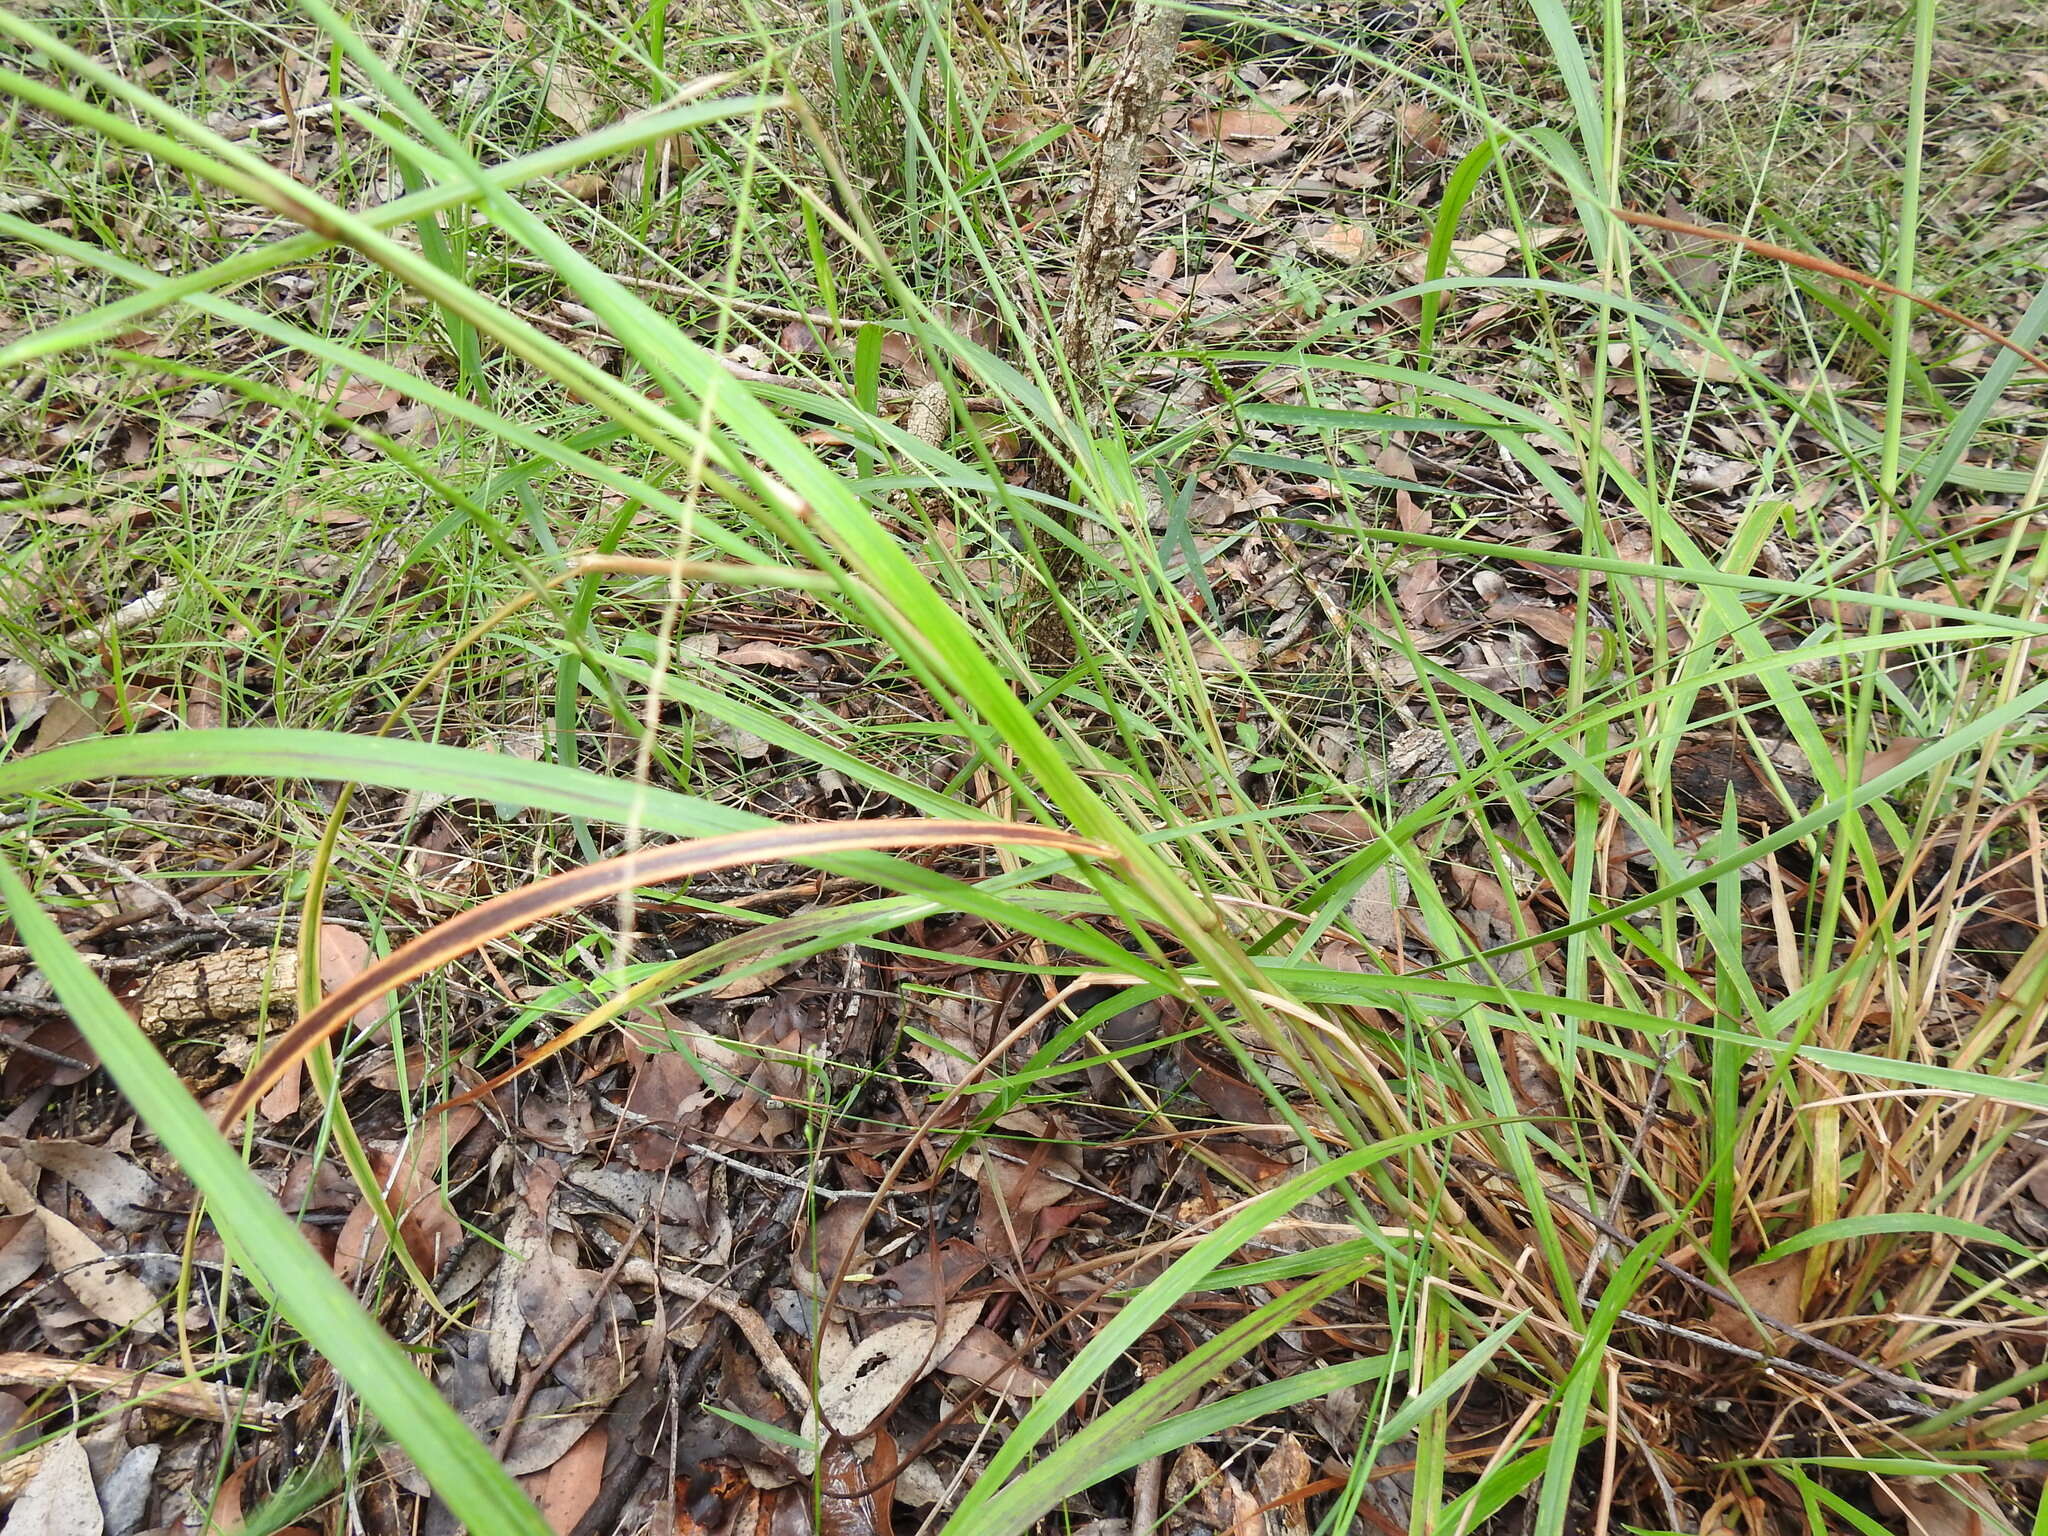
492;1216;647;1461
0;1351;287;1425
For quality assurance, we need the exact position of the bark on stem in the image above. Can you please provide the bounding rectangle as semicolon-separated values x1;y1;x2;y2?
1058;1;1186;386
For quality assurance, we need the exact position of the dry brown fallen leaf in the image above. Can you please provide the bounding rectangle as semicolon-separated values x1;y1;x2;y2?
1858;736;1931;783
35;1209;163;1337
383;1382;609;1492
332;381;400;420
816;1317;942;1438
723;640;818;671
1874;1472;2022;1536
1253;1433;1316;1536
556;171;608;202
1708;1253;1806;1353
1397;101;1445;156
876;1237;984;1308
205;1459;252;1534
3;1429;100;1536
534;1424;608;1535
1397;225;1573;283
0;1212;45;1298
1298;809;1376;844
1486;596;1580;647
24;695;107;753
1190;630;1261;669
1691;69;1754;103
488;1204;549;1386
1190;99;1306;142
936;1323;1050;1400
1346;865;1408;949
277;925;390;1119
530;58;601;133
1;586;177;737
332;1105;480;1286
806;1301;986;1453
514;1239;614;1399
1305;221;1374;265
1165;1444;1260;1536
18;1142;160;1234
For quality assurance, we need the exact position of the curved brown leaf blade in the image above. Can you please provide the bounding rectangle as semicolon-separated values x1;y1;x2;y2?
220;818;1114;1124
438;956;691;1113
1613;207;2048;375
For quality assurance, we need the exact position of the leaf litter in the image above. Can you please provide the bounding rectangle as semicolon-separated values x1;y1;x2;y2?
1;0;2046;1532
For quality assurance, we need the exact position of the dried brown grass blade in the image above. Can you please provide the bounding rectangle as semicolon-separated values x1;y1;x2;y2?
1613;206;2048;376
219;819;1114;1124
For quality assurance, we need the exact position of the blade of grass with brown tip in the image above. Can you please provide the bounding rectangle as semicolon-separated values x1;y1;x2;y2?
1613;207;2048;376
219;819;1116;1125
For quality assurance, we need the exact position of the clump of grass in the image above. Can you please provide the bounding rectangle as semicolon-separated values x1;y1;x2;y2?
3;0;2047;1531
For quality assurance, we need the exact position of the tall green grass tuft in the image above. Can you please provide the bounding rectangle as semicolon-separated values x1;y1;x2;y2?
3;0;2046;1528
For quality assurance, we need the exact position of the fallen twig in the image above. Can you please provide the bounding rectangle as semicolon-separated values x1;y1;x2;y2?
0;1350;288;1425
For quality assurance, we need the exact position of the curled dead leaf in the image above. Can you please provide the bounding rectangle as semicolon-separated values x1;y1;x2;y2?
937;1323;1049;1399
1708;1253;1805;1353
39;1211;162;1335
1304;221;1374;265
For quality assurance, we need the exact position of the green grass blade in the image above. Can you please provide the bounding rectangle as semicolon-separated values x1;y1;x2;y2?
0;95;773;367
938;1120;1507;1536
0;729;1143;968
1368;1310;1526;1458
957;1253;1383;1536
0;856;552;1535
1757;1215;2037;1266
